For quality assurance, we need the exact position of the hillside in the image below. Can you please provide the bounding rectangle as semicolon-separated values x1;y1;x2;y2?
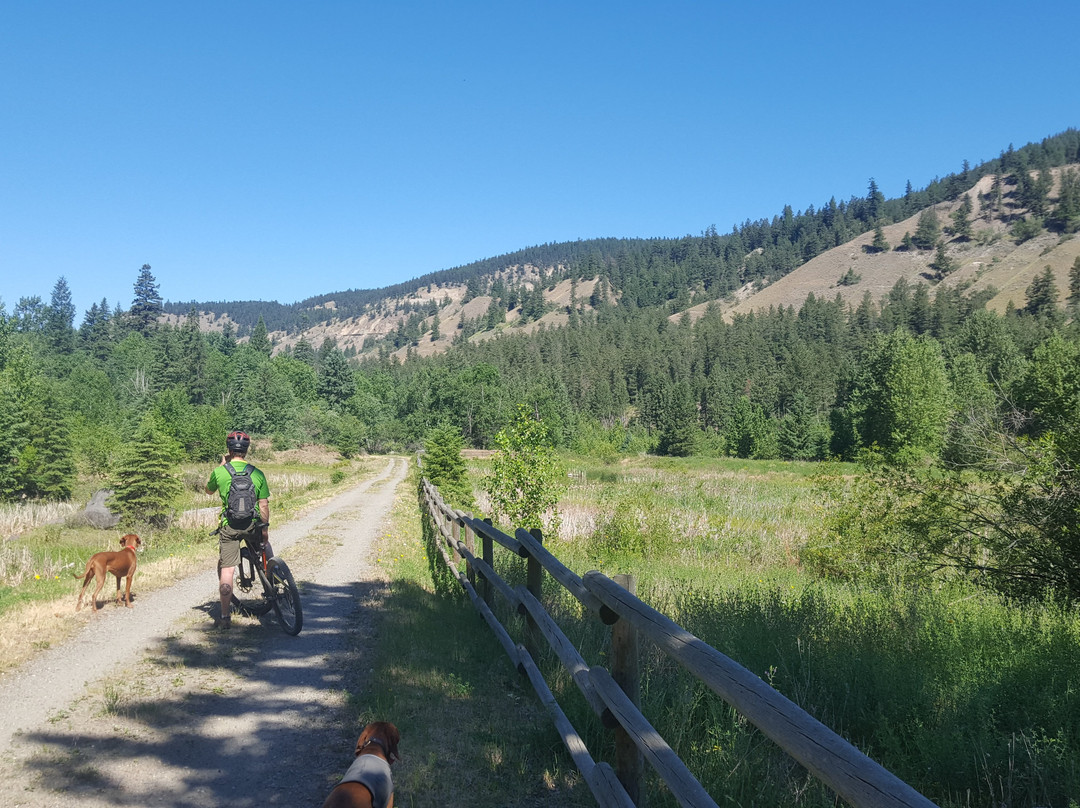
162;129;1080;358
715;167;1080;321
259;163;1079;358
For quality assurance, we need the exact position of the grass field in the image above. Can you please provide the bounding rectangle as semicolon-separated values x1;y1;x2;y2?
394;454;1080;808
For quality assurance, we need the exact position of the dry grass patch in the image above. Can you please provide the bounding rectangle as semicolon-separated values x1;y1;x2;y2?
0;501;80;538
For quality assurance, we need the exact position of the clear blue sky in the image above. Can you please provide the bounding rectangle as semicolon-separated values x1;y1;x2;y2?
3;1;1078;319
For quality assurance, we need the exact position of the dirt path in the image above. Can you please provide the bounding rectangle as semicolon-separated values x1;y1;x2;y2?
0;456;409;807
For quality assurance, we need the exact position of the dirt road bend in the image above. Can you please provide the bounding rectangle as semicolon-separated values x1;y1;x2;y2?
0;456;410;807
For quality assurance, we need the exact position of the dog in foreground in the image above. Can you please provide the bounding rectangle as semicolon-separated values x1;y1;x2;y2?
321;721;400;808
75;533;141;612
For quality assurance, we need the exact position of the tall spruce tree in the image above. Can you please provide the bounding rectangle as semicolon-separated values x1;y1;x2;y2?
130;264;163;335
248;315;272;356
45;276;76;355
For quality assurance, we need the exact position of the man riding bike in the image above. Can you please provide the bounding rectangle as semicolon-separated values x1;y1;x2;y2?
206;430;274;628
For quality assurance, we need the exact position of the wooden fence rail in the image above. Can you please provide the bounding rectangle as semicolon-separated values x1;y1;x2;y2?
419;477;939;808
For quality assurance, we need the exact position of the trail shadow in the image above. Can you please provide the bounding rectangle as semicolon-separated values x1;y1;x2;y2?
13;578;391;807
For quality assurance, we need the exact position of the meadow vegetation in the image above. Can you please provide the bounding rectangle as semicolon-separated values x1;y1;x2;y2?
399;454;1080;807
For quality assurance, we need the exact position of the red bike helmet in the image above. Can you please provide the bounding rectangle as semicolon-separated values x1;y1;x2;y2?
226;430;251;454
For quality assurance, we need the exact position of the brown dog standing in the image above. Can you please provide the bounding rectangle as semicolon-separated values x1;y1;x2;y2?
321;721;400;808
75;533;141;612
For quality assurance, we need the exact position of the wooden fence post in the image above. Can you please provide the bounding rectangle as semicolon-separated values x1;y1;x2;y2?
451;511;462;564
463;515;475;587
526;527;544;661
611;573;643;805
482;518;494;606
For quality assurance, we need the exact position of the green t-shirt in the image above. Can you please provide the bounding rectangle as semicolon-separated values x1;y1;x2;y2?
207;459;270;523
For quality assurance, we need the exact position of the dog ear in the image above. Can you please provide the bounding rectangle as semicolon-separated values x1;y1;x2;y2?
383;723;400;763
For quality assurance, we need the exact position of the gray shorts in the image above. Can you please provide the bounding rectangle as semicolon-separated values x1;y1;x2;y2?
218;522;261;568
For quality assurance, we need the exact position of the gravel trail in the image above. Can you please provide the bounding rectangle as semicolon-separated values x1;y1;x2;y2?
0;456;409;807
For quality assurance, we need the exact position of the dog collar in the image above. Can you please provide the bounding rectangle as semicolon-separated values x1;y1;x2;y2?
359;738;387;755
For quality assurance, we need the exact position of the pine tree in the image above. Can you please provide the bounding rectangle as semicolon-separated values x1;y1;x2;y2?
950;194;973;240
872;223;889;252
293;336;316;365
248;315;271;356
1025;266;1060;320
1067;256;1080;307
422;424;474;509
130;264;163;335
866;178;884;222
317;347;356;410
45;276;76;355
930;243;956;279
109;416;182;527
79;298;113;361
912;209;941;250
178;307;210;403
656;381;699;457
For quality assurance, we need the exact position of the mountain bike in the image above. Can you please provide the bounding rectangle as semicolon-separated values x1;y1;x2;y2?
218;530;303;635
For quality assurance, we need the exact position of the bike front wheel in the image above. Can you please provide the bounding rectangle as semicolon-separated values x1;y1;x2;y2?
269;560;303;635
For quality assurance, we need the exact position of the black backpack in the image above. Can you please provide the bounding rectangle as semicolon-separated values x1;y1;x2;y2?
224;463;258;528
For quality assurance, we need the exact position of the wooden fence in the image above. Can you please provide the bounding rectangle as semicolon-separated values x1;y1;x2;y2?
419;477;940;808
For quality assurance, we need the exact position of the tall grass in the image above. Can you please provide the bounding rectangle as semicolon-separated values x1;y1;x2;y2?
0;501;81;538
456;455;1080;807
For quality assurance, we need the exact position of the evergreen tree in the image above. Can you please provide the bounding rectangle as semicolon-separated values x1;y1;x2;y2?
317;346;356;410
1025;266;1060;320
912;209;941;250
249;315;272;356
178;307;210;403
870;223;889;253
422;423;474;509
930;243;956;279
1067;256;1080;308
777;390;830;460
866;178;884;222
293;336;316;365
1051;167;1080;234
45;276;76;355
656;381;699;456
949;194;973;240
79;298;113;361
130;264;163;335
219;321;237;355
109;415;183;527
23;385;77;499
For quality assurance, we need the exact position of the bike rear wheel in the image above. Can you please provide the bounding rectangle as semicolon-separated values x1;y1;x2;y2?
269;560;303;635
227;547;275;617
